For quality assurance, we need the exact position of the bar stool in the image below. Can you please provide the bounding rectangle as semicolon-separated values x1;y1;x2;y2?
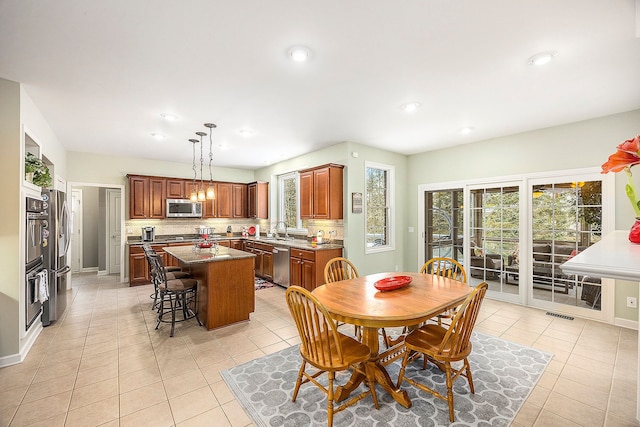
142;244;191;310
149;253;202;337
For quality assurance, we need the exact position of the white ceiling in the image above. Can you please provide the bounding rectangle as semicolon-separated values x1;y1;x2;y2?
1;1;639;170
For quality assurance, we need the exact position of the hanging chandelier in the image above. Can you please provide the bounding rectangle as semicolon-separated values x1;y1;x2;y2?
188;123;217;202
189;138;199;202
204;123;217;200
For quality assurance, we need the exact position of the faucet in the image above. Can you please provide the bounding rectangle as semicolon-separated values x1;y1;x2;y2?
274;221;289;240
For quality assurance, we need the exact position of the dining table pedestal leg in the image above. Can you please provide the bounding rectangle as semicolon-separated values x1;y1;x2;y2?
334;326;412;408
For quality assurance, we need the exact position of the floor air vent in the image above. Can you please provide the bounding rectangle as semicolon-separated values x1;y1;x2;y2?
546;312;574;320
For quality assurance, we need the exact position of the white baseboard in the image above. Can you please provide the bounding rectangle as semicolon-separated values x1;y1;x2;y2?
615;317;638;331
97;270;108;276
81;267;98;273
0;322;43;368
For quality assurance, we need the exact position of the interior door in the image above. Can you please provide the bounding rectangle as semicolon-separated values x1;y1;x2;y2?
107;188;122;274
71;189;82;273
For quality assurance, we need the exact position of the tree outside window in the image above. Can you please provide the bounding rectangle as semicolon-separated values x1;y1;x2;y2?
278;172;302;230
365;162;394;252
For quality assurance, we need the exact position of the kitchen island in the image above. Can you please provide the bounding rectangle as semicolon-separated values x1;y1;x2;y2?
163;245;256;330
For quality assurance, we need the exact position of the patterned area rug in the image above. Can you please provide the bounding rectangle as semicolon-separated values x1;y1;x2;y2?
221;332;552;426
255;277;277;290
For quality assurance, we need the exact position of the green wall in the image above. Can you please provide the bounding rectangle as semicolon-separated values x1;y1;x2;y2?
405;109;640;321
253;141;408;275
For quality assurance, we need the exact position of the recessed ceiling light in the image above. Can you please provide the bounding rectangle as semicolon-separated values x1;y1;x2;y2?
401;102;421;113
160;113;178;121
238;129;254;137
528;51;557;66
288;46;311;62
460;127;474;135
151;133;165;140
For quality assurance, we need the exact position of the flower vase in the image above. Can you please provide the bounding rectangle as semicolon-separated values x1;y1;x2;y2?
629;218;640;244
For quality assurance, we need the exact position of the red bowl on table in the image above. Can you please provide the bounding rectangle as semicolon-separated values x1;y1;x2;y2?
374;275;412;291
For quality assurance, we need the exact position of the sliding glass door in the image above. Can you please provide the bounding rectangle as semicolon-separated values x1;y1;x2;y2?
468;184;520;299
424;189;463;264
420;169;612;321
529;179;603;312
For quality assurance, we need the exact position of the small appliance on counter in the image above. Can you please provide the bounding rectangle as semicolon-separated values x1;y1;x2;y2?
317;230;324;244
141;226;155;242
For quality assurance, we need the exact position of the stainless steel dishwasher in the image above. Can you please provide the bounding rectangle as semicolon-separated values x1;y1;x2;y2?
272;245;290;287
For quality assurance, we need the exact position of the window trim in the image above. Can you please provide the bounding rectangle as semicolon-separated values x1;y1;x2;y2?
277;171;305;233
365;161;395;254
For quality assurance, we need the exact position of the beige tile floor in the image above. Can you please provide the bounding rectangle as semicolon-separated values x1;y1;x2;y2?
0;273;638;426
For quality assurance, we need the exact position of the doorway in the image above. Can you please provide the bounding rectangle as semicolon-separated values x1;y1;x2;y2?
71;189;82;273
68;182;125;283
107;188;122;274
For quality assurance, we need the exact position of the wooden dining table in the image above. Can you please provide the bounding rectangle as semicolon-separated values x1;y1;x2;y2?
312;271;471;408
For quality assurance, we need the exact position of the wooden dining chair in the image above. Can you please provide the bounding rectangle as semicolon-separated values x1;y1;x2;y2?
324;257;359;283
323;257;392;347
421;257;468;326
285;286;379;427
397;282;488;422
420;257;467;282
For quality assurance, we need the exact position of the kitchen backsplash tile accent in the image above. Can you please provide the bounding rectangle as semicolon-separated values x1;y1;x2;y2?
125;218;345;241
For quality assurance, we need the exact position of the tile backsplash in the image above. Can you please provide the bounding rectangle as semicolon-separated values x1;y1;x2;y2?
125;218;344;241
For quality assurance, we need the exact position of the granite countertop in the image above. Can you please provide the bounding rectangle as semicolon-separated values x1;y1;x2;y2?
245;237;344;251
128;235;343;251
162;245;255;264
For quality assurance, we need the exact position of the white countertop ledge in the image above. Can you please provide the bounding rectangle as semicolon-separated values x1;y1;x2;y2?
561;230;640;281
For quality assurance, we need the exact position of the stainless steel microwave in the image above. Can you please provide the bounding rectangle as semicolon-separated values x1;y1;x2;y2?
166;199;202;218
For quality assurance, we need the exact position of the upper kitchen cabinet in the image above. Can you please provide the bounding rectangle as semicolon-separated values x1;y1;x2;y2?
203;182;233;218
248;181;268;219
128;174;166;219
129;175;149;219
232;183;248;218
299;164;344;219
166;178;188;199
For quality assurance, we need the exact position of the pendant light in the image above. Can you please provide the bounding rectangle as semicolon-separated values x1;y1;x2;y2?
204;123;217;199
189;138;199;201
196;131;207;201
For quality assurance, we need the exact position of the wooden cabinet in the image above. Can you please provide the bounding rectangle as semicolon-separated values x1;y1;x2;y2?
232;184;248;218
129;173;257;219
216;182;233;218
149;178;166;218
129;176;150;219
166;178;187;199
202;182;233;219
290;250;315;291
248;181;269;219
129;245;149;285
229;239;243;250
244;240;273;280
289;247;343;291
299;164;344;219
128;244;170;286
128;174;166;219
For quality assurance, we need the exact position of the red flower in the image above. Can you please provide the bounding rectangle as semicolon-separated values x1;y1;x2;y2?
601;134;640;218
601;149;640;173
616;135;640;155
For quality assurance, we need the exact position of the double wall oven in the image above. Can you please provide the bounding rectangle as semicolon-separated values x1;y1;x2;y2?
25;197;47;330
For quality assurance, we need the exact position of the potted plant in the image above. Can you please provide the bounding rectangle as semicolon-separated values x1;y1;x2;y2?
24;152;52;188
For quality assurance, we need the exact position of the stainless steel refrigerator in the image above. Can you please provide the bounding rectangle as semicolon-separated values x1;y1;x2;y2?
42;189;70;326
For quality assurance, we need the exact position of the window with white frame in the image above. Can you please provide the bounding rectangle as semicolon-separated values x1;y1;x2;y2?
365;162;395;252
278;172;303;230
